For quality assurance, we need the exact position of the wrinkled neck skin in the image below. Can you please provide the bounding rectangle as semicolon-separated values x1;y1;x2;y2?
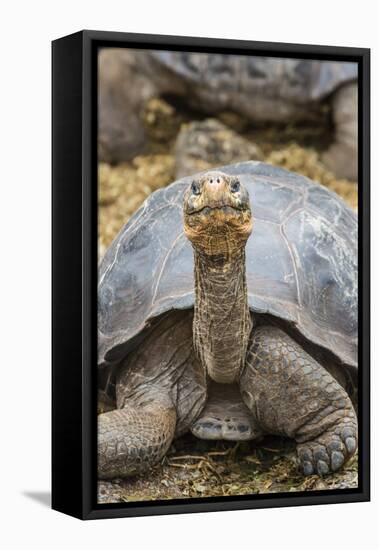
193;244;252;384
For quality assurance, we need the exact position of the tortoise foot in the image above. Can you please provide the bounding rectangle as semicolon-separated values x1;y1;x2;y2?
297;417;358;476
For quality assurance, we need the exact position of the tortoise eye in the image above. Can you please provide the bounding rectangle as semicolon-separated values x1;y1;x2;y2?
231;179;240;193
191;181;201;195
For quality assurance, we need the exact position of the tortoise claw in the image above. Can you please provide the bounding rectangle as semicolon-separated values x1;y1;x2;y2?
297;418;358;477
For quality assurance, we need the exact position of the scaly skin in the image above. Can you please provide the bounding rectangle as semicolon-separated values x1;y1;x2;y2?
184;172;252;384
98;399;176;479
240;326;357;476
193;249;252;384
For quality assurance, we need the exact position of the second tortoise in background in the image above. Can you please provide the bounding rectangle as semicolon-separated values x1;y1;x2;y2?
99;50;357;180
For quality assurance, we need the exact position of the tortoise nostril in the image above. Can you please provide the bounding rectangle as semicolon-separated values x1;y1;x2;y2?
217;178;220;183
210;179;213;184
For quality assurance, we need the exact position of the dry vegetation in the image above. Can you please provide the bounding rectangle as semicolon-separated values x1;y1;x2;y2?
98;434;358;503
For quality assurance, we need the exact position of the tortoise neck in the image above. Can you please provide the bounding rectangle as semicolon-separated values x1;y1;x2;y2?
193;247;252;384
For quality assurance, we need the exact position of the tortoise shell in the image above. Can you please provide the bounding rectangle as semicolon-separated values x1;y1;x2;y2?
98;162;357;375
147;52;358;103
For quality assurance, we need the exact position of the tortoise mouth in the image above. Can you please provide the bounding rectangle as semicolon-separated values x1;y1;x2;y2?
185;204;248;216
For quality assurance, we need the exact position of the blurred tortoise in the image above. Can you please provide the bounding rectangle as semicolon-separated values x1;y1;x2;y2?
99;50;357;179
98;162;358;479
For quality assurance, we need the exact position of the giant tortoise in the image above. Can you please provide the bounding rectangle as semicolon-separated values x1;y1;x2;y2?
98;162;358;479
99;49;357;179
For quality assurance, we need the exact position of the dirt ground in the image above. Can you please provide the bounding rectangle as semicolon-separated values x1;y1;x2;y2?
98;434;358;504
98;97;358;503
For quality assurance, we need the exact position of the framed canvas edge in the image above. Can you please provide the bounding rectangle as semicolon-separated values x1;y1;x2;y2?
52;30;370;520
52;31;85;520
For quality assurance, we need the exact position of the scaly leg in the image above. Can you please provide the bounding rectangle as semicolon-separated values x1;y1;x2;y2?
98;312;206;479
98;393;176;479
240;326;357;476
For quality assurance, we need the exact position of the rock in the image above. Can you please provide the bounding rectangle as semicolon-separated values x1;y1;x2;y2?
174;119;263;178
98;49;155;163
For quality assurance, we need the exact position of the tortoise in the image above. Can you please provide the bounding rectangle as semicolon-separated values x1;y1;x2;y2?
99;49;358;179
98;161;358;480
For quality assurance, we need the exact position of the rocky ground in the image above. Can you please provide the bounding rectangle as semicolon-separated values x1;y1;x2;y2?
98;97;358;502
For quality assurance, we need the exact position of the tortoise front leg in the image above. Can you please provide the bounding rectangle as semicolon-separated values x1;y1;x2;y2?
98;312;207;479
240;326;357;476
98;396;176;479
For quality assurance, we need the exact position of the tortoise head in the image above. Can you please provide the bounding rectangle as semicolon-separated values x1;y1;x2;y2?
183;171;253;258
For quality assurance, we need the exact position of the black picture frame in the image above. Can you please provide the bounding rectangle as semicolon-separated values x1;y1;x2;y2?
52;30;370;520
